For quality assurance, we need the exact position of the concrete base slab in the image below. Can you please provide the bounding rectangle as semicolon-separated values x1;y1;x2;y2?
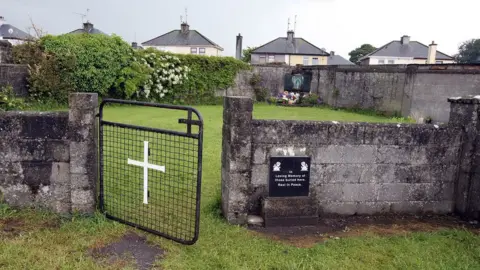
262;197;319;227
264;216;318;227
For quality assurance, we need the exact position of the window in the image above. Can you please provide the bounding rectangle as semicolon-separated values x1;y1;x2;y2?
378;60;385;64
199;48;206;55
303;56;309;65
268;55;275;63
312;57;319;65
190;47;197;54
436;61;443;64
259;55;266;63
388;60;394;64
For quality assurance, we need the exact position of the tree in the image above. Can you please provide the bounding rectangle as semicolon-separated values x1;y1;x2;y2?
241;46;257;63
455;39;480;63
25;16;46;40
348;44;376;63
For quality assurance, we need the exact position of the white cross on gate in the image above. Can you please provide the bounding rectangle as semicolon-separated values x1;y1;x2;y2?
127;141;165;204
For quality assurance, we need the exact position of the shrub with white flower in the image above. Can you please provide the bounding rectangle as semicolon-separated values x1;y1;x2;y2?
139;52;190;100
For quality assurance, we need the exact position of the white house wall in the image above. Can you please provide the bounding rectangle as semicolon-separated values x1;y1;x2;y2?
367;56;455;65
143;45;222;56
0;37;25;46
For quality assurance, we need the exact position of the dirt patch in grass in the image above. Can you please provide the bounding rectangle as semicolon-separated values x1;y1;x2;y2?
90;232;164;270
250;215;480;248
0;217;60;238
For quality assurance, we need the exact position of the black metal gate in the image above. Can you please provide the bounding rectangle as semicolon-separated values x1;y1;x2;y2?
98;99;203;245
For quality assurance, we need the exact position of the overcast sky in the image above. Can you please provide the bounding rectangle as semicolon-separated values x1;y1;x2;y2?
4;0;479;58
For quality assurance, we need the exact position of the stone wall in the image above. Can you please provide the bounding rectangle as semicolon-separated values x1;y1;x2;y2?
311;66;408;115
0;93;98;214
448;96;480;219
409;70;480;123
253;65;294;96
251;121;461;216
216;65;294;99
0;111;70;210
0;64;29;97
0;41;13;64
234;64;480;123
221;96;480;226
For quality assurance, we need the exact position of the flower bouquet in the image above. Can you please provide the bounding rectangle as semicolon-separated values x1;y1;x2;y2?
277;91;301;105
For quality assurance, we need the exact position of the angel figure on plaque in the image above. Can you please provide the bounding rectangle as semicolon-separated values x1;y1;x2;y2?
273;162;281;171
301;161;309;171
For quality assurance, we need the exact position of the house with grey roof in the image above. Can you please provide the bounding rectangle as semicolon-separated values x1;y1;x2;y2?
141;22;223;56
0;16;32;45
68;21;107;35
327;51;355;65
251;30;329;66
359;35;454;65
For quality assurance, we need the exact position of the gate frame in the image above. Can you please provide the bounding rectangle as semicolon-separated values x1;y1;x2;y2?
98;98;203;245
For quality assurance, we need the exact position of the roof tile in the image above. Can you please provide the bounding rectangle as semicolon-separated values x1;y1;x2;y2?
0;24;32;40
361;40;453;60
327;55;355;65
253;37;329;56
142;30;223;50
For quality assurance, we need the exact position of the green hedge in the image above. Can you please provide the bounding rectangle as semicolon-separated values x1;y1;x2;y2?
41;34;134;96
13;35;250;105
137;49;250;104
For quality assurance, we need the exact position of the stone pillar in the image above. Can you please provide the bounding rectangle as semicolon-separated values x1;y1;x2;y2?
448;96;480;220
221;96;253;224
235;34;243;60
68;93;98;214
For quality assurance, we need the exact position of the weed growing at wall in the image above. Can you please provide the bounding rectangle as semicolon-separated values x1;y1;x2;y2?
0;85;25;111
301;93;321;105
249;73;269;102
27;51;76;103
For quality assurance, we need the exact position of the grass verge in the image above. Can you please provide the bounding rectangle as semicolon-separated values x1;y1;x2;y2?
1;105;476;270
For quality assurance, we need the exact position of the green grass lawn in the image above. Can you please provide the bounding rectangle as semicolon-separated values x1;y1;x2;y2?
1;104;479;270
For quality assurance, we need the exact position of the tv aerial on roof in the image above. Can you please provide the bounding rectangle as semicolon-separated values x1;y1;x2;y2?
294;15;297;32
287;15;297;32
73;8;90;24
181;8;188;24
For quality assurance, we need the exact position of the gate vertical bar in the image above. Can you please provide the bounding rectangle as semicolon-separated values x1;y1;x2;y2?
98;102;105;213
192;108;204;244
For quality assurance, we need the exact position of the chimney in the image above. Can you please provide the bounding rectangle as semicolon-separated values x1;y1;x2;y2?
427;41;437;64
287;30;294;42
132;42;138;49
330;51;335;56
236;34;243;60
0;16;4;26
83;21;94;33
401;35;410;45
181;23;190;34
